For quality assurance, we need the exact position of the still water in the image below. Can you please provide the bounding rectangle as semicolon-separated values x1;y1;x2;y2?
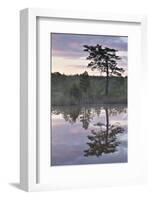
51;105;127;166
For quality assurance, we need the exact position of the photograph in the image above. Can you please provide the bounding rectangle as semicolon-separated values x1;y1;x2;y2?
51;33;128;166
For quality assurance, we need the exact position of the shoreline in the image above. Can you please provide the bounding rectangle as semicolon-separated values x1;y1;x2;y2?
52;96;127;107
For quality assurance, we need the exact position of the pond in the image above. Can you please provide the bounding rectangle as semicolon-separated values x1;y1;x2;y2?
51;104;127;166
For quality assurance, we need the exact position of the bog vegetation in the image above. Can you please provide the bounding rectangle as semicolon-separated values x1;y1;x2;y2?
51;72;127;106
51;44;127;106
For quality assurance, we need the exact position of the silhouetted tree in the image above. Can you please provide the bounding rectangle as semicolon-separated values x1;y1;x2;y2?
53;72;62;76
83;44;124;96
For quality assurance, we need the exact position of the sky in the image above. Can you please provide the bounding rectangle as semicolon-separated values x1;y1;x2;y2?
51;33;128;76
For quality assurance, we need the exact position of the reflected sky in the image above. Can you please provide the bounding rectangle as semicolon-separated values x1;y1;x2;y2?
51;105;127;166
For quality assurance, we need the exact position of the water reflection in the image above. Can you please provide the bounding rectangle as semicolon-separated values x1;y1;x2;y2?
51;105;127;166
63;107;81;124
84;108;124;157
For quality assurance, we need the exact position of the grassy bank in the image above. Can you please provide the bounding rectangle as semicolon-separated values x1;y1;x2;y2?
51;73;127;106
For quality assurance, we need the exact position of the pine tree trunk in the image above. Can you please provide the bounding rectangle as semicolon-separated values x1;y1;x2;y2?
105;61;109;96
105;108;109;144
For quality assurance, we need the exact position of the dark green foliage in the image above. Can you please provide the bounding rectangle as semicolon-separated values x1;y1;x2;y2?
83;44;125;96
51;72;127;106
69;83;81;100
83;44;124;76
79;71;90;93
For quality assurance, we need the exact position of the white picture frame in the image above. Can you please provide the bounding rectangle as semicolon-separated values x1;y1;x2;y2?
20;8;147;192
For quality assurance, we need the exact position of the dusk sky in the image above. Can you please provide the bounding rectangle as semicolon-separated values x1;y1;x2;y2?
51;33;128;76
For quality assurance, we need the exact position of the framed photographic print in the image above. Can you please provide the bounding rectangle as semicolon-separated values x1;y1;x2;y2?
20;8;147;191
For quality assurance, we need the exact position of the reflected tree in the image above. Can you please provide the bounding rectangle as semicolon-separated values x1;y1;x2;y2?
52;105;126;137
94;107;101;117
107;106;127;116
63;107;81;124
80;107;91;129
62;106;92;129
84;108;124;157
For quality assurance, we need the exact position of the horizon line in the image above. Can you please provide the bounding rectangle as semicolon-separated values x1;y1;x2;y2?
51;72;128;78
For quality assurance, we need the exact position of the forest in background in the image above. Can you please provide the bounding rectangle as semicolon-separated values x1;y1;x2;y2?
51;72;127;106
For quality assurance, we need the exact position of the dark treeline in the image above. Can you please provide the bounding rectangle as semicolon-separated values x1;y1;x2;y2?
51;72;127;106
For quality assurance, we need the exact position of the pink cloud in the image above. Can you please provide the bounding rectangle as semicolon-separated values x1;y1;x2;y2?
69;41;81;48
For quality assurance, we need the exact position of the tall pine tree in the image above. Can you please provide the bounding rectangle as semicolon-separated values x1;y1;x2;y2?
83;44;124;96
